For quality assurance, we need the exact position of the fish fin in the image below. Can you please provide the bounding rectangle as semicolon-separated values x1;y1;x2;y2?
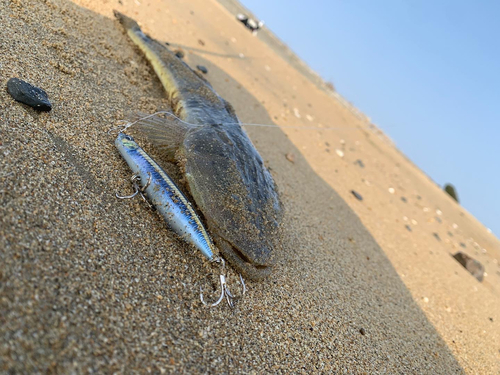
114;10;141;31
193;70;214;89
126;112;195;159
222;98;240;122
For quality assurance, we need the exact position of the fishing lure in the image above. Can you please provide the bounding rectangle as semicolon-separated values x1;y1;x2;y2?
114;132;244;307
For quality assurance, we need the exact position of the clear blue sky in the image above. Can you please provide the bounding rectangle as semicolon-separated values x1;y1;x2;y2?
240;0;500;235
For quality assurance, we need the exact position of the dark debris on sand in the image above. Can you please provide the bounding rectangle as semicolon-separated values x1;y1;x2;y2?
7;78;52;111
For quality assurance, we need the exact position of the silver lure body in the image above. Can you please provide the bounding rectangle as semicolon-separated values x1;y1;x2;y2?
115;132;217;261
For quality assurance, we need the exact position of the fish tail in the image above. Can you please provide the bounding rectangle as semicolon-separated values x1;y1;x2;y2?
114;10;188;119
114;11;237;125
114;10;140;31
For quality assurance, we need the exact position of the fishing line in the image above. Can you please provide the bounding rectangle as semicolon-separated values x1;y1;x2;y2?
109;110;363;134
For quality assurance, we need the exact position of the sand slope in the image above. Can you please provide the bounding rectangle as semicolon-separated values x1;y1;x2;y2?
1;0;499;373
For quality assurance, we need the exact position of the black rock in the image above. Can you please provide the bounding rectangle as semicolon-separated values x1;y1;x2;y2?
433;232;441;241
174;49;185;59
452;252;485;282
405;225;412;232
196;65;208;74
7;78;52;111
460;242;466;248
401;196;407;203
351;190;363;201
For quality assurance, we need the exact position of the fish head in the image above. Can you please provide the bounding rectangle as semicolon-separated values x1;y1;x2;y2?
181;124;283;280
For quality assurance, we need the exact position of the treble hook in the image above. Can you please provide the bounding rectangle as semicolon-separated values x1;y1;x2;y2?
116;172;152;205
200;258;246;308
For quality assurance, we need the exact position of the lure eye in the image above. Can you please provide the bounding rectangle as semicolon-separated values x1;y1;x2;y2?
124;135;133;141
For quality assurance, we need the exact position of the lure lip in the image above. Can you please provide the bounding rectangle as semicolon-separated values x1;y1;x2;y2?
115;132;135;143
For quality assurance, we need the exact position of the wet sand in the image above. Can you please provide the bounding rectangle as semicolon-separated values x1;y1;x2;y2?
1;0;499;373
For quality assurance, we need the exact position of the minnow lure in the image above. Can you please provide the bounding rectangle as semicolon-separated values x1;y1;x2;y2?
115;132;217;261
115;132;244;307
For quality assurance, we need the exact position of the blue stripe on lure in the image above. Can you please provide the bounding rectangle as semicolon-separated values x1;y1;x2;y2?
115;132;217;262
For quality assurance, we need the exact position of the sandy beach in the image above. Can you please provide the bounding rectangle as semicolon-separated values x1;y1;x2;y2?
1;0;499;373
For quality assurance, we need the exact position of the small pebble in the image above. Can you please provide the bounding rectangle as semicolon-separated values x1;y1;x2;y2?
293;108;301;118
174;49;185;58
285;153;295;163
433;233;441;241
335;149;344;158
460;243;466;248
401;196;407;203
354;159;365;168
351;190;363;201
359;328;366;335
198;39;205;46
196;65;208;74
7;78;52;111
388;187;395;194
453;252;485;282
405;225;412;232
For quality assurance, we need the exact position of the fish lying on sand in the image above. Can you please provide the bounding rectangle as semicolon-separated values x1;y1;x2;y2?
114;11;282;280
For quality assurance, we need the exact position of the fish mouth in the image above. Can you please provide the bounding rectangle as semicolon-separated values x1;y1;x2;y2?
212;234;273;281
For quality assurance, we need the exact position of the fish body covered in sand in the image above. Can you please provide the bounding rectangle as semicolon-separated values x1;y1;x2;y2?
114;11;282;280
